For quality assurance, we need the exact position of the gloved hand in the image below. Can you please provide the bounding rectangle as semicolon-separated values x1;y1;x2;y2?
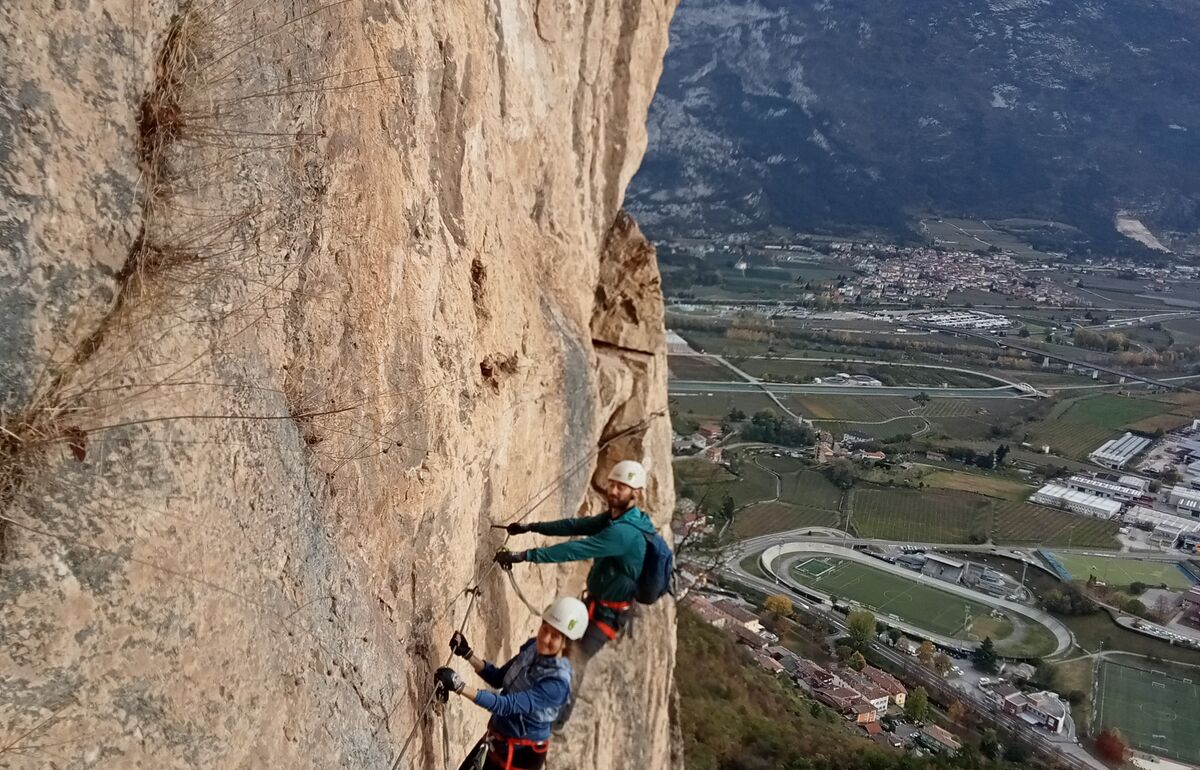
449;631;473;659
505;522;530;536
494;549;527;570
435;667;464;702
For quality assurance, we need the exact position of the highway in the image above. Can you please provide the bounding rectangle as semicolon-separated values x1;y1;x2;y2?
922;324;1194;392
669;380;1034;399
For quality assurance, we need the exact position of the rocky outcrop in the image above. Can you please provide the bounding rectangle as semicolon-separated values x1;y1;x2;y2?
0;1;677;768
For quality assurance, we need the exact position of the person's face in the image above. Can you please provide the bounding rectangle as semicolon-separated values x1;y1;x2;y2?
605;480;636;513
536;621;566;656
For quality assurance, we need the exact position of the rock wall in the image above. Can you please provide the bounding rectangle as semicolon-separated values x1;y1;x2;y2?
0;1;678;768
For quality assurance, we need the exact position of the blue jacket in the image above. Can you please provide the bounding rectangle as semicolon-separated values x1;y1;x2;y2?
472;638;572;741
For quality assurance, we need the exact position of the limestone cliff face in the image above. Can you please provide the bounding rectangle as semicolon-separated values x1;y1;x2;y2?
0;2;678;768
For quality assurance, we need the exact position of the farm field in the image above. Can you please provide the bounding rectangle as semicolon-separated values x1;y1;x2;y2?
850;488;1120;548
787;556;1057;655
669;392;778;433
921;470;1030;501
784;395;918;421
1051;553;1196;590
731;502;839;539
667;355;739;381
1093;655;1200;765
818;417;929;440
739;358;997;388
674;457;778;510
989;501;1120;548
851;488;991;543
1023;394;1173;459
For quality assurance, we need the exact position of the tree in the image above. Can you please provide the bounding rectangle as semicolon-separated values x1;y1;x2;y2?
849;651;867;671
886;628;902;645
1096;728;1128;763
835;645;853;662
718;495;735;524
933;653;953;676
764;594;793;620
995;443;1010;465
904;687;930;722
846;610;876;650
1033;660;1058;690
917;640;936;666
948;700;970;724
826;458;858;489
728;407;746;421
1003;743;1030;763
979;729;1002;760
1123;598;1148;616
913;391;931;404
973;636;999;674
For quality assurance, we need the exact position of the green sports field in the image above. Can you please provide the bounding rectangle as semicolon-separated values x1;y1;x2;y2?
1094;656;1200;764
1052;553;1196;590
787;556;1057;656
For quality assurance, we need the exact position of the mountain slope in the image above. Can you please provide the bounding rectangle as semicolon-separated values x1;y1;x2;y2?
629;0;1200;249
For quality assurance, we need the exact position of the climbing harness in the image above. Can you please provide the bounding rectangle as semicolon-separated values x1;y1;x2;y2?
586;597;632;641
385;410;666;770
484;730;550;770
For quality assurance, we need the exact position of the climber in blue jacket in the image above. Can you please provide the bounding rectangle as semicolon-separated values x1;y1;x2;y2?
436;597;589;770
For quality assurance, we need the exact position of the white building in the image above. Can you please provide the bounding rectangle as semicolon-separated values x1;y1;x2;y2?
1065;474;1145;502
665;330;696;355
1167;486;1200;520
1089;433;1152;470
1030;483;1124;519
1125;504;1200;531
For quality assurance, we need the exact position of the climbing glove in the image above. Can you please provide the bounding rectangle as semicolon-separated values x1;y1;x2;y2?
494;549;527;570
434;667;464;702
449;631;473;659
505;523;530;536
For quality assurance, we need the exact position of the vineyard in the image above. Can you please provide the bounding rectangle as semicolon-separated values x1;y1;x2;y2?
667;355;740;381
851;487;1120;548
731;502;840;539
1024;394;1173;459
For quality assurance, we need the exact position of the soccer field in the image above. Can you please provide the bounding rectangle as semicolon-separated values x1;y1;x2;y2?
1094;656;1200;764
791;558;1001;638
1052;552;1196;590
788;556;1059;656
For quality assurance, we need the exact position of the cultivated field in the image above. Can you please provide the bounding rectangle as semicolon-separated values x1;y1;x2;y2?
786;395;917;421
675;458;777;510
740;358;997;388
851;488;991;543
1051;553;1196;590
667;355;740;381
818;417;929;439
1024;394;1172;459
1094;655;1200;765
732;502;839;539
788;556;1057;655
851;488;1120;548
921;470;1030;501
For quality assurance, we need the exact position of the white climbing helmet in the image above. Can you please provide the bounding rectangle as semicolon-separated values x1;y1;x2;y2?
607;459;647;490
542;597;589;641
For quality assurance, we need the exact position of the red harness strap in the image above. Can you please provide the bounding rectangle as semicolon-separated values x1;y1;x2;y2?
586;598;633;640
486;731;550;770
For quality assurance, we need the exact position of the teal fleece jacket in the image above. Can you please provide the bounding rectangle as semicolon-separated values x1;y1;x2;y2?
525;507;654;602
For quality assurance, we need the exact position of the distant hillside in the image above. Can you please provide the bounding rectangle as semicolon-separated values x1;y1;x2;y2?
629;0;1200;253
677;609;1031;769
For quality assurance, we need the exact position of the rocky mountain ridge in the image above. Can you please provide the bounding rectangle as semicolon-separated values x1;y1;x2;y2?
629;0;1200;252
0;1;678;768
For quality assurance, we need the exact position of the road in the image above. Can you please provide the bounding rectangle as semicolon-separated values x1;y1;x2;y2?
739;541;1074;657
669;380;1034;399
673;352;1025;389
717;566;1105;770
922;324;1194;392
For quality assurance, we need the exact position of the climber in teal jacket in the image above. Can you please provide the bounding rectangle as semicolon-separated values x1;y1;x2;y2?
495;459;654;655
